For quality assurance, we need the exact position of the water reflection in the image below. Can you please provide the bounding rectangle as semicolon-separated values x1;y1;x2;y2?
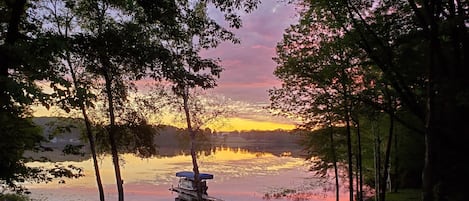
25;147;341;201
27;147;301;187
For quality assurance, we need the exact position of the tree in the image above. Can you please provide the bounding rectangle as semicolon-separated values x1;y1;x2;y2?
0;0;84;193
166;86;232;200
146;1;259;199
39;0;105;200
68;1;259;200
71;3;165;201
270;10;376;199
294;1;468;201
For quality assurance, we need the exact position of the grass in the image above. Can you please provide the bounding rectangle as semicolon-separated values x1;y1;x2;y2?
385;189;420;201
365;189;421;201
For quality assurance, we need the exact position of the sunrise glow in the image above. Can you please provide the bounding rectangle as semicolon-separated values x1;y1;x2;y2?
215;117;295;132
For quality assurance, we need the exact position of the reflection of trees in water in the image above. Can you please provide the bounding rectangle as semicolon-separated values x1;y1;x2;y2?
152;128;304;158
93;131;304;159
94;122;158;159
34;120;304;161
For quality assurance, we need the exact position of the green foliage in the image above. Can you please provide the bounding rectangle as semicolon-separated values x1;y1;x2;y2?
1;0;261;198
62;144;85;156
274;0;468;200
92;122;158;158
0;115;44;192
299;127;347;177
0;193;30;201
0;116;84;193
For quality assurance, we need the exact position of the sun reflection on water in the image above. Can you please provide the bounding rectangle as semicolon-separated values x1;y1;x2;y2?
22;147;348;201
25;147;305;188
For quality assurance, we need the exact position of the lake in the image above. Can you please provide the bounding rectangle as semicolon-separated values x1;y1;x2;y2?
24;146;347;201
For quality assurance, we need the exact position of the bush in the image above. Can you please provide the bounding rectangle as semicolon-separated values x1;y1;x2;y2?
0;194;30;201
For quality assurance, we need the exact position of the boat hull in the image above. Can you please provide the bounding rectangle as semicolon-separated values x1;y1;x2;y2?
169;187;224;201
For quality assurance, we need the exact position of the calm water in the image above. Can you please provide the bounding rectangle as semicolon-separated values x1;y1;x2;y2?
25;147;345;201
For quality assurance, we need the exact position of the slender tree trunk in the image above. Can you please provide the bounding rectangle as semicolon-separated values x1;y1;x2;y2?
356;120;363;201
380;113;394;201
95;2;123;197
355;136;359;201
83;110;106;201
103;70;124;201
181;88;203;200
345;108;353;201
328;117;339;201
422;85;435;201
66;53;105;201
339;68;354;201
373;122;381;201
392;127;398;193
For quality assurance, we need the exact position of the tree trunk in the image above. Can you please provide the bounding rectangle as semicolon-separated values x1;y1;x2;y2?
66;52;105;201
392;126;398;193
355;135;359;201
356;120;363;201
0;0;27;111
345;108;354;201
182;88;203;200
421;2;469;201
103;70;124;201
340;67;354;201
422;5;439;199
83;111;106;201
373;122;381;201
93;2;120;199
380;113;394;201
328;116;339;201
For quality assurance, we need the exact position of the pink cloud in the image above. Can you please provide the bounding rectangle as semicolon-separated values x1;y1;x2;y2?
202;2;298;103
137;3;298;104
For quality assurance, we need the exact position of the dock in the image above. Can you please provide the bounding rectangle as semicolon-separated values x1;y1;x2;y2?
170;186;224;201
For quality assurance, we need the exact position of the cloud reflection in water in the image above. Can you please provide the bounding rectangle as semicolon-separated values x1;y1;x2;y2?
25;147;330;201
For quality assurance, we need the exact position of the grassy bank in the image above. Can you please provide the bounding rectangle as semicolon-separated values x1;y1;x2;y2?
386;189;420;201
366;189;420;201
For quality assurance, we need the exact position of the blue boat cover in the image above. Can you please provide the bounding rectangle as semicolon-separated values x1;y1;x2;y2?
176;171;214;180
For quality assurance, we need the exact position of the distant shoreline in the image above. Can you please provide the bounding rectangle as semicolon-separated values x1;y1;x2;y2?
27;117;306;162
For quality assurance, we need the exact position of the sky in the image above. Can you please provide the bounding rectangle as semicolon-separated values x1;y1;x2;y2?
198;1;300;131
204;1;298;103
34;1;300;132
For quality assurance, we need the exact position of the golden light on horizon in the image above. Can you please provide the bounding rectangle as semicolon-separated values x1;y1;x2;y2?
215;117;295;132
31;100;296;132
155;115;295;132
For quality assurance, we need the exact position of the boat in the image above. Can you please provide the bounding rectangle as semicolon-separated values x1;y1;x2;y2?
169;171;224;201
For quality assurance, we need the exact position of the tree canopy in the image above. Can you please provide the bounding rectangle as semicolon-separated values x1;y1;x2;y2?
1;0;261;198
271;1;468;201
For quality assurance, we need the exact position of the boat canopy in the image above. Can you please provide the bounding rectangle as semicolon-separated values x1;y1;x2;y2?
176;171;214;180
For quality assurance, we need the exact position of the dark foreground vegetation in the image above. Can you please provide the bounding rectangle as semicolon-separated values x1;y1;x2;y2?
269;1;468;201
1;0;259;200
0;194;30;201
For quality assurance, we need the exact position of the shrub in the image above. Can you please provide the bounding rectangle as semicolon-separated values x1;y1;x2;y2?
0;194;30;201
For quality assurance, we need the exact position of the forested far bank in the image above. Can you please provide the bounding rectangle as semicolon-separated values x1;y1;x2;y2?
26;116;304;162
